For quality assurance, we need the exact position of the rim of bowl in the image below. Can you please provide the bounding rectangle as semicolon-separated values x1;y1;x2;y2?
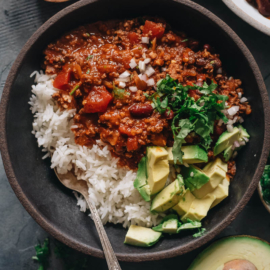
223;0;270;36
0;0;270;262
258;183;270;214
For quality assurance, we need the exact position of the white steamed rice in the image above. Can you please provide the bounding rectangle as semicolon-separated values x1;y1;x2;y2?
28;71;163;228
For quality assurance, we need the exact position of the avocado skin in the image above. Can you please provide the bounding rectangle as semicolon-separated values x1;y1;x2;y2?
150;175;185;213
167;145;208;164
213;127;240;156
188;236;270;270
152;214;180;234
223;125;250;161
223;145;233;162
134;157;151;201
181;165;210;192
124;225;162;247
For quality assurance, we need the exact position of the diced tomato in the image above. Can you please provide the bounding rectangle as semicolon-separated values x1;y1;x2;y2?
84;86;113;113
53;70;71;90
127;32;140;44
143;20;165;39
127;137;139;151
186;81;194;87
197;74;206;82
188;89;200;101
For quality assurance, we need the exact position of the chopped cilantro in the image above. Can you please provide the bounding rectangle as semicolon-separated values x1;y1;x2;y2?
181;39;188;42
69;85;80;96
112;84;130;99
32;238;49;270
193;228;206;238
260;164;270;204
85;33;90;37
86;55;93;60
86;69;90;74
210;60;215;64
150;75;228;163
32;238;93;270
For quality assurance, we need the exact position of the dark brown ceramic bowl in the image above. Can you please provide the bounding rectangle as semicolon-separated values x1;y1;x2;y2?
0;0;270;262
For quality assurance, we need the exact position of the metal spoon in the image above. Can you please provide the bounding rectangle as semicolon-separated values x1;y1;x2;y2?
54;169;122;270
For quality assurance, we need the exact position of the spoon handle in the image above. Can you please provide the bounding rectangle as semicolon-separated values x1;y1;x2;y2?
85;196;122;270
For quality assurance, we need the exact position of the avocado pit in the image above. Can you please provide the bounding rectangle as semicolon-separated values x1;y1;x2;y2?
223;259;257;270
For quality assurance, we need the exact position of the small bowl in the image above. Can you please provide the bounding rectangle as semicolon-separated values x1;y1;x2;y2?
258;183;270;214
1;0;270;262
223;0;270;36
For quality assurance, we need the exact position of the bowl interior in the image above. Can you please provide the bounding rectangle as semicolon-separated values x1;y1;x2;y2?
2;0;268;261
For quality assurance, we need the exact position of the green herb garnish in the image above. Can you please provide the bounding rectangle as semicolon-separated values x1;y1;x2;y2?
86;69;90;74
150;75;228;164
112;84;130;99
85;33;90;37
181;39;188;42
69;85;80;96
261;164;270;204
193;228;206;238
86;55;93;60
32;238;49;270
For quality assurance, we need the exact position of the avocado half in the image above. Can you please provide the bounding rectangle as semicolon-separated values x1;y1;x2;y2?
188;235;270;270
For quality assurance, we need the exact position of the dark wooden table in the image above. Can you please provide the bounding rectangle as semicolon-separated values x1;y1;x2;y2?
1;0;270;269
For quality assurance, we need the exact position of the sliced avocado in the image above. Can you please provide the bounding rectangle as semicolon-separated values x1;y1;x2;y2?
137;185;151;202
172;189;196;216
210;177;230;209
152;214;180;234
124;225;162;247
147;146;168;167
177;220;202;232
181;165;210;192
238;124;250;139
151;175;185;213
134;157;150;201
188;236;270;270
192;165;226;199
181;194;216;222
203;157;228;173
223;125;250;162
167;145;208;164
223;145;233;162
213;127;240;156
147;147;169;195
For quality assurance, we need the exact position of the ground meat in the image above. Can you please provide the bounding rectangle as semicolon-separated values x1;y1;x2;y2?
44;17;250;169
227;160;236;179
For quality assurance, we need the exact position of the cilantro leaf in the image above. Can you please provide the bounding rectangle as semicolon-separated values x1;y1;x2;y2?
197;81;217;95
112;84;130;99
193;228;207;238
260;164;270;204
32;238;49;270
150;75;228;163
172;119;193;163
